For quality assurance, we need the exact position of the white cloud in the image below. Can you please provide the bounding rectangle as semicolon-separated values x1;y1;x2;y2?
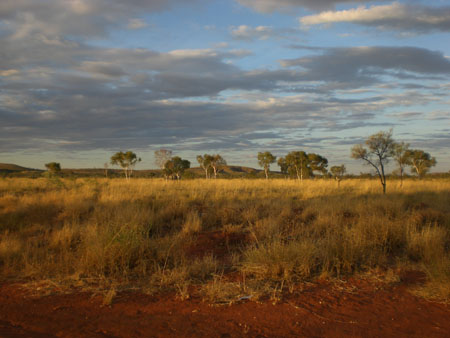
0;69;19;77
127;18;148;30
68;0;93;15
0;0;199;38
236;0;375;13
230;25;274;41
299;3;450;33
281;46;450;87
213;42;229;48
338;33;354;38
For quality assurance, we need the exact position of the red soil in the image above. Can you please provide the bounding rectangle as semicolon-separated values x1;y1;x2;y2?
0;273;449;338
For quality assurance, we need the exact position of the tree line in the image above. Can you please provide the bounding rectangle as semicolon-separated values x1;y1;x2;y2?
108;129;436;194
43;129;437;192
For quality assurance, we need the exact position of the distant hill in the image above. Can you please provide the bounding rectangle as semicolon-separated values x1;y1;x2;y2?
185;165;265;178
61;165;264;178
0;163;39;172
223;165;261;174
0;163;271;178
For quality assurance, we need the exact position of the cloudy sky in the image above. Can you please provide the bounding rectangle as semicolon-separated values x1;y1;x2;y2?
1;0;449;172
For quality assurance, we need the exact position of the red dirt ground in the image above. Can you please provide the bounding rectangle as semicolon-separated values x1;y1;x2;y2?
0;272;449;338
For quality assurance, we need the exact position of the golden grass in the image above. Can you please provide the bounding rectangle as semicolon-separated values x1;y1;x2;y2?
0;177;449;300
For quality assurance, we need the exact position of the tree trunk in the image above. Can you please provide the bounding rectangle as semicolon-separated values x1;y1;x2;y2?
264;167;269;179
414;164;422;178
399;167;403;187
300;159;304;182
380;162;386;194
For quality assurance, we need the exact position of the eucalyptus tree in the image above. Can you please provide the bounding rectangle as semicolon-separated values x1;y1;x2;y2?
285;151;309;181
197;154;213;179
110;151;141;180
277;157;289;178
351;130;395;194
155;149;172;180
393;142;411;187
210;154;226;179
308;153;328;177
103;162;109;178
408;149;436;178
257;151;277;179
164;156;190;180
155;149;172;169
330;165;346;187
45;162;61;175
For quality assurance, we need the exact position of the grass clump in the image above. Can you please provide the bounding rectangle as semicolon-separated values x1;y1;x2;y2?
242;240;317;281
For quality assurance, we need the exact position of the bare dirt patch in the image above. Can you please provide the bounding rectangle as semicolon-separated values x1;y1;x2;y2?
0;275;449;338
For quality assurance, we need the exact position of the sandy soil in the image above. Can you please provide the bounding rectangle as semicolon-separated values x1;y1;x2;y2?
0;272;449;338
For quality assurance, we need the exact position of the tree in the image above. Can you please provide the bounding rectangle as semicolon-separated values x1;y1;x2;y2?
351;129;395;194
110;151;141;180
155;149;172;179
277;157;289;178
45;162;61;175
285;151;309;181
330;165;346;187
103;162;109;178
164;156;190;180
257;151;277;179
197;154;213;179
308;153;328;177
408;149;436;178
210;154;226;179
392;142;411;187
279;151;329;180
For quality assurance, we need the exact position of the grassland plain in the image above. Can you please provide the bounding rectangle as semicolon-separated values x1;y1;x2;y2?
0;177;449;303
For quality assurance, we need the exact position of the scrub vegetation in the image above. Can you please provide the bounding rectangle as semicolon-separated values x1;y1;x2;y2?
0;177;449;302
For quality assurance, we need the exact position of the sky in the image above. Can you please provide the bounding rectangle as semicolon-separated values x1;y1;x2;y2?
0;0;449;173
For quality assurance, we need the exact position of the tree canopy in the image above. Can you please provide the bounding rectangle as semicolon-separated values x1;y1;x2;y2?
393;142;411;186
164;156;190;180
330;165;346;187
284;151;309;180
351;129;395;194
45;162;61;174
279;151;328;180
155;149;172;170
110;151;141;180
308;153;328;176
197;154;214;179
277;157;289;177
209;154;226;179
408;149;437;178
257;151;277;179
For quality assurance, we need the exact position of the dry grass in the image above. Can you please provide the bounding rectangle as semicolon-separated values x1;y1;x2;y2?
0;177;449;300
